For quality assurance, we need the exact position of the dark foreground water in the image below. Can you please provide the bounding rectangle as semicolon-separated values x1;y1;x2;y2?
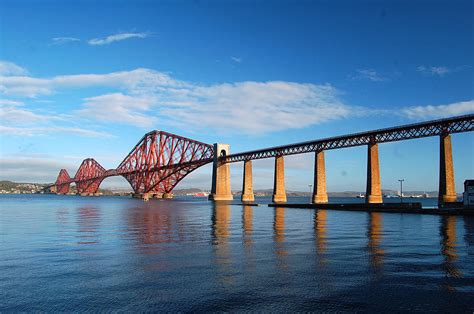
1;195;473;312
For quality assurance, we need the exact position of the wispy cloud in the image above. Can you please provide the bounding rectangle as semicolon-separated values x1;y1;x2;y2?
3;61;471;137
0;157;76;183
0;126;111;137
0;61;28;76
52;37;81;45
0;92;109;138
0;99;23;106
87;32;148;45
402;100;474;119
77;93;157;127
231;56;242;63
416;65;469;77
350;69;388;82
0;62;358;134
0;102;52;123
417;65;450;76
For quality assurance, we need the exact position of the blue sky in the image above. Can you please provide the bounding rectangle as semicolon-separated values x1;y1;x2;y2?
0;0;473;192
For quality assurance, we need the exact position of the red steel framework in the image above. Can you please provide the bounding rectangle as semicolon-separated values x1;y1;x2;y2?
54;131;214;195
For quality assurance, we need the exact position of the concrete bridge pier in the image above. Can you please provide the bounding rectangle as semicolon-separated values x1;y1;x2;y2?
162;193;173;199
209;144;233;201
272;155;287;203
439;133;457;205
366;141;383;204
241;160;255;202
312;150;328;204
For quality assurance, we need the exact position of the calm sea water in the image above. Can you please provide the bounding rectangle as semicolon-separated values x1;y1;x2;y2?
1;194;473;312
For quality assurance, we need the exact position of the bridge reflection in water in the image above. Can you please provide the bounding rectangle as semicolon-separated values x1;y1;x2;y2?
367;212;384;277
273;207;288;271
119;201;468;294
211;203;234;287
440;216;460;291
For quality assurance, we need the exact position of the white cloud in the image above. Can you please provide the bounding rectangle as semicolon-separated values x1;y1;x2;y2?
52;37;81;45
350;69;387;82
160;81;355;134
0;76;52;98
88;32;148;45
0;68;182;98
0;103;52;123
417;65;451;76
0;157;76;183
0;126;111;137
231;56;242;63
0;62;357;133
77;93;157;127
402;100;474;119
0;97;110;138
0;61;28;76
0;99;23;106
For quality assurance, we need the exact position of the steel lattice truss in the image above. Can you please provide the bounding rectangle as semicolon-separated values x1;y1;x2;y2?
74;158;107;194
53;131;213;194
54;169;71;194
225;114;474;163
116;131;214;194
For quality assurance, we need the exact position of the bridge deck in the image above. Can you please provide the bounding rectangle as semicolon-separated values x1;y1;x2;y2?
225;114;474;162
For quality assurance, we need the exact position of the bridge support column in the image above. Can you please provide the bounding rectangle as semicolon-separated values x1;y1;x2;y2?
241;160;255;202
162;193;173;199
366;141;382;204
272;155;287;203
209;144;233;201
312;151;328;204
439;133;457;205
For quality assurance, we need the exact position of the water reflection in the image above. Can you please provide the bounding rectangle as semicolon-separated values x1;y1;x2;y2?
273;207;288;270
76;207;101;245
314;209;327;255
440;216;461;290
313;209;333;293
367;212;384;276
462;216;474;250
211;203;233;286
56;208;69;226
242;205;253;246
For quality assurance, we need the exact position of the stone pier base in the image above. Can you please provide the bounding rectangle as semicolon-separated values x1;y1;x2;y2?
162;193;173;199
439;134;457;205
272;155;287;203
241;160;255;202
132;193;152;200
312;151;328;204
209;143;233;201
366;142;382;204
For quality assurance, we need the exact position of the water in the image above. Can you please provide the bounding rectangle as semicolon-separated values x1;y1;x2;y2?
1;195;473;312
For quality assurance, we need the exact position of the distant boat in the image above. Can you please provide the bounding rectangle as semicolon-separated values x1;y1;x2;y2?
194;192;209;197
356;193;365;198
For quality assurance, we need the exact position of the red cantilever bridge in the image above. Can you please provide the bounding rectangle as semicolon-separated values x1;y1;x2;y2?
54;131;214;197
53;114;474;204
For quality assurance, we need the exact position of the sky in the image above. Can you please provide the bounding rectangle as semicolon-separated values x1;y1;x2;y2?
0;0;473;193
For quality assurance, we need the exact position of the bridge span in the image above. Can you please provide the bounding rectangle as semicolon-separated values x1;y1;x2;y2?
53;114;473;205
